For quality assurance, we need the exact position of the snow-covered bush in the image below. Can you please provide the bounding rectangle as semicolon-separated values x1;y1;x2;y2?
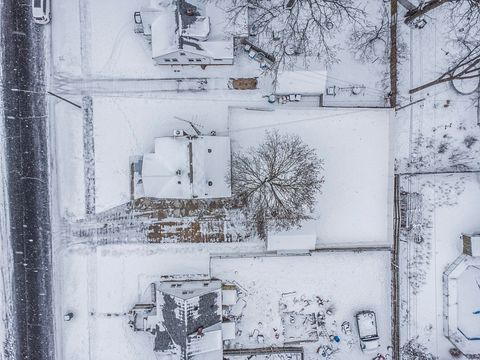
401;338;437;360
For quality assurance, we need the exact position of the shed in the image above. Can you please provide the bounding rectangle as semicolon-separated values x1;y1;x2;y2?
462;234;480;256
222;287;237;306
221;321;236;340
267;223;317;253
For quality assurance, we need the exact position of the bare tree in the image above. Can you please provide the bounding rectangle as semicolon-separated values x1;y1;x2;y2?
403;0;480;93
401;338;438;360
349;4;393;64
404;0;449;24
409;43;480;93
220;0;367;73
231;130;324;237
405;0;480;36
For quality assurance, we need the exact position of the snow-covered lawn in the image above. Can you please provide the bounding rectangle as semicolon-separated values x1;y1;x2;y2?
50;0;389;106
51;99;86;219
395;5;480;174
228;106;394;247
91;94;267;213
56;244;211;360
56;246;392;360
211;251;393;360
51;0;260;80
399;173;480;358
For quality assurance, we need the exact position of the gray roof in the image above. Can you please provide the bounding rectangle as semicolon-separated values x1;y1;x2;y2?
153;281;222;360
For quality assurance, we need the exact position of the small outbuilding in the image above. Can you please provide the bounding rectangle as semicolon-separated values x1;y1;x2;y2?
221;284;237;306
462;233;480;256
267;223;317;253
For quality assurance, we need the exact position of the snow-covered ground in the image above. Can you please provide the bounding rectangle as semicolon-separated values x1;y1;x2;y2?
0;72;14;360
48;0;480;359
395;4;480;174
50;0;389;105
399;172;480;358
393;3;480;359
228;106;394;247
56;246;392;360
52;98;394;247
212;251;393;360
56;244;211;360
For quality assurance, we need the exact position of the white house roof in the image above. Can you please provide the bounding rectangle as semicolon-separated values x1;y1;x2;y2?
267;222;317;252
141;137;191;199
221;321;236;340
191;136;231;198
275;70;328;95
141;135;231;199
151;10;178;58
471;235;480;256
156;279;222;300
187;326;222;359
221;289;237;306
141;1;233;61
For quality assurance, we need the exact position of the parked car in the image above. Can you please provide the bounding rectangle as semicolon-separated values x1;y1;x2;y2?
32;0;50;25
355;310;380;353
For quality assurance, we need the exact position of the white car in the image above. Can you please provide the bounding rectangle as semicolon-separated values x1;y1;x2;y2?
355;311;381;353
32;0;50;24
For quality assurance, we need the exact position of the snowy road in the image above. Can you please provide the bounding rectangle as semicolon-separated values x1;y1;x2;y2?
0;1;55;359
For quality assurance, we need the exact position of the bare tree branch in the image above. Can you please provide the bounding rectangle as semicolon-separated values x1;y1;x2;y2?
216;0;368;75
409;43;480;93
230;130;324;237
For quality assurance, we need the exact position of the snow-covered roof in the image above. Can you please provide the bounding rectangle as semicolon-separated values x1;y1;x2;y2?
187;326;223;359
157;279;222;300
221;321;235;340
141;135;231;199
275;70;328;95
267;223;317;252
141;137;191;199
141;0;233;61
153;280;224;360
470;235;480;256
182;16;210;40
221;289;237;306
151;10;178;58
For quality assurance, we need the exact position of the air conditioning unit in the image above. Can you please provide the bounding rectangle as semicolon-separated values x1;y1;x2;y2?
173;129;186;137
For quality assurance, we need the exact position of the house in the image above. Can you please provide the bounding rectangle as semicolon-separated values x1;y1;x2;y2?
135;132;231;199
462;233;480;256
129;280;237;360
136;0;233;65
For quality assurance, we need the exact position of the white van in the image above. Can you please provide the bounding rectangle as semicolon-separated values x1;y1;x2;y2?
355;311;381;353
32;0;50;24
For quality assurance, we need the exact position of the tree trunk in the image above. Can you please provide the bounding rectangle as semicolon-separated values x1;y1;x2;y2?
404;0;449;24
409;76;450;94
390;0;398;107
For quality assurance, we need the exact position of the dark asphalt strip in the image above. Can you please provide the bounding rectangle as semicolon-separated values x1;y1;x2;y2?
1;0;55;359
